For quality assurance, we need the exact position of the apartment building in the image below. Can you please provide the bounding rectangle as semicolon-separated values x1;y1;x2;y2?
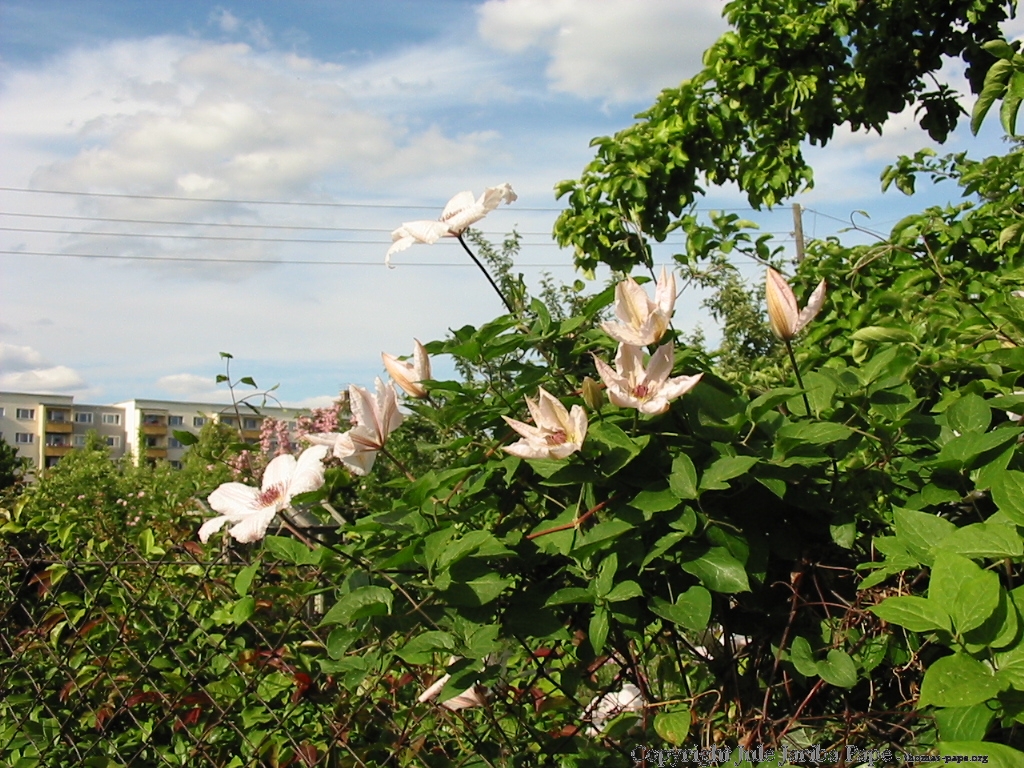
0;391;308;471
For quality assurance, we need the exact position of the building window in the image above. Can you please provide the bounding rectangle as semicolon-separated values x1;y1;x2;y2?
73;435;87;447
145;436;162;448
220;416;237;427
106;436;121;448
193;416;207;427
168;437;184;449
169;460;183;470
16;408;35;420
101;413;121;425
287;421;296;431
168;415;184;426
243;417;260;430
74;412;94;424
142;414;163;425
15;433;33;444
46;409;68;422
0;407;5;417
45;435;69;447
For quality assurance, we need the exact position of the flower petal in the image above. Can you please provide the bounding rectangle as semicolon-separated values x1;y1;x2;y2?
262;452;298;492
287;445;329;498
208;483;260;518
795;279;827;334
385;220;450;266
655;266;677;317
227;507;279;544
198;514;231;543
765;268;799;340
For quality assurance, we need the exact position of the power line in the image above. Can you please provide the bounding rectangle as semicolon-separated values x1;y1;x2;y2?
0;225;560;246
0;186;564;212
0;210;558;236
0;249;580;267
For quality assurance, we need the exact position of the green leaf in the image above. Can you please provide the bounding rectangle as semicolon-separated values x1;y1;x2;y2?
653;710;691;745
590;607;609;653
870;596;951;633
698;455;758;491
919;653;1002;708
442;572;513;606
939;742;1024;768
816;649;858;688
232;595;255;626
629;486;680;513
649;586;712;631
937;522;1024;559
935;704;995;743
937;429;1020;469
894;508;957;565
991;469;1024;525
669;453;699;499
606;580;643;603
264;535;318;566
239;376;257;388
789;636;818;677
972;58;1014;134
681;547;750;593
595;553;618;599
947;394;993;434
319;586;393;626
172;429;199;446
930;551;1000;634
234;561;260;597
850;326;916;343
545;587;594;607
396;631;456;664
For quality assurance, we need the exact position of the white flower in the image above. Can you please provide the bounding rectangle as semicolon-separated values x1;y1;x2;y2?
601;267;676;346
592;342;703;415
200;445;329;544
584;683;645;736
502;387;587;460
386;184;517;266
382;339;431;399
765;267;826;341
307;378;403;476
417;657;488;711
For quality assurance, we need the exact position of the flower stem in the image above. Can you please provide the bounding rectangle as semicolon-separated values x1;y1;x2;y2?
785;339;813;416
380;445;417;483
457;234;515;315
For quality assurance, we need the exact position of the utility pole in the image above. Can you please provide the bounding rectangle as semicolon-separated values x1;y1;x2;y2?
792;203;805;263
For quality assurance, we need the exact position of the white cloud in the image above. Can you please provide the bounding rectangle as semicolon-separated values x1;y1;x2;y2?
0;365;85;392
157;372;218;397
0;343;47;371
477;0;727;103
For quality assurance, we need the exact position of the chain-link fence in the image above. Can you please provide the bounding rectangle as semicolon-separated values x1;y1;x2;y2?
1;531;658;768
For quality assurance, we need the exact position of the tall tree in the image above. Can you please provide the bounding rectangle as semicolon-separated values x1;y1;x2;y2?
554;0;1016;272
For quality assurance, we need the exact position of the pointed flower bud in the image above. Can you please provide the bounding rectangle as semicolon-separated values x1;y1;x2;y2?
581;376;605;411
382;339;431;399
765;268;826;341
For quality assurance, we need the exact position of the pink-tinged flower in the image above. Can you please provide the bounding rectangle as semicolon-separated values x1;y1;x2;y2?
765;268;826;341
308;379;403;476
385;184;517;266
584;683;645;736
417;668;488;711
601;266;676;346
592;342;702;415
382;339;431;399
502;387;587;460
200;444;329;544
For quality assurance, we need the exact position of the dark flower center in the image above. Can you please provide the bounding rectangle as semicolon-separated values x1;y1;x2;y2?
545;430;568;446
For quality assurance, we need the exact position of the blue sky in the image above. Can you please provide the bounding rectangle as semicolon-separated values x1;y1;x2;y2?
0;1;1018;407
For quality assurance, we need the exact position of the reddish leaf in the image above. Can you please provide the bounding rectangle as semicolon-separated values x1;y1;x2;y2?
30;569;52;597
126;690;162;708
94;705;113;731
173;707;202;732
77;618;103;638
58;680;77;702
182;540;204;558
297;743;319;766
291;672;314;703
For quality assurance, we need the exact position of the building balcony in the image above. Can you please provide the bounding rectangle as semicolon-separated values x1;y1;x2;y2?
141;423;167;436
145;448;168;459
44;445;74;457
241;429;261;441
46;420;73;434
